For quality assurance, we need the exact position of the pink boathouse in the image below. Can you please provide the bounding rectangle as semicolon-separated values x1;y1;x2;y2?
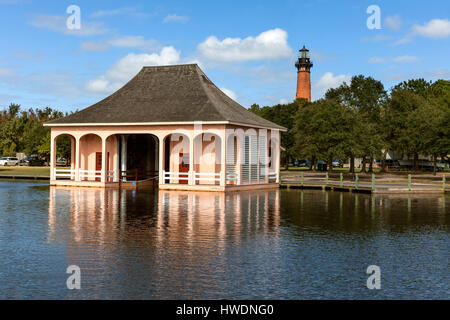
45;64;285;191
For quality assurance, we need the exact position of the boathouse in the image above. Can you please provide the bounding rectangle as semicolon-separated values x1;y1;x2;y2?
45;64;285;191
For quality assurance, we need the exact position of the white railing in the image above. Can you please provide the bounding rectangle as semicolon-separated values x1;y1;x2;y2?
79;170;116;181
268;171;278;182
163;171;189;183
79;169;102;179
54;168;75;180
194;171;220;183
107;170;115;180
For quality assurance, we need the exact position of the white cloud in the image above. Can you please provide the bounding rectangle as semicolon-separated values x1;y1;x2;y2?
81;42;109;51
368;57;387;64
368;55;419;64
90;8;149;18
313;72;351;100
382;73;405;81
412;18;450;39
28;14;108;36
392;55;419;63
82;36;160;52
84;76;120;94
427;69;450;79
382;69;450;82
385;15;402;31
393;18;450;45
12;50;46;61
249;65;294;85
392;36;413;45
0;67;15;76
109;36;157;48
361;35;393;42
220;88;237;100
197;28;293;62
85;46;181;93
163;14;189;23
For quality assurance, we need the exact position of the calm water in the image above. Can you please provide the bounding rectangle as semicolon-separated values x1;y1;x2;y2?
0;180;448;299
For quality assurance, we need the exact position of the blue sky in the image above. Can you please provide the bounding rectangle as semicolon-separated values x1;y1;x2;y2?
0;0;448;112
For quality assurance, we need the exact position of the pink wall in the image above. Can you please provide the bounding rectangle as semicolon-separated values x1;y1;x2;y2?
49;123;281;185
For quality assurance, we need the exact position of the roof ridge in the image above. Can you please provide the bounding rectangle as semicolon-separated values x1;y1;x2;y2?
142;63;198;69
194;65;232;121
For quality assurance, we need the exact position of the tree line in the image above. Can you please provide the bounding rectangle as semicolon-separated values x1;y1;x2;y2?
0;104;72;162
250;77;450;174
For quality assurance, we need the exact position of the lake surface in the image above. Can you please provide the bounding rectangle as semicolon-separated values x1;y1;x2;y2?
0;180;448;299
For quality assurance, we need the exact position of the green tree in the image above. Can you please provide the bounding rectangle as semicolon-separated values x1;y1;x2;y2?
294;99;354;172
326;75;387;172
250;99;308;169
0;103;67;160
386;89;428;170
38;131;51;161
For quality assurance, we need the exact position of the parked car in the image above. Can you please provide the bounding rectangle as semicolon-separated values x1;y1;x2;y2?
19;156;45;166
332;159;343;168
298;160;310;167
0;157;19;166
56;158;69;166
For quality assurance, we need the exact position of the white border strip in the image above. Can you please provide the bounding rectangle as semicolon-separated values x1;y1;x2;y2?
44;121;287;131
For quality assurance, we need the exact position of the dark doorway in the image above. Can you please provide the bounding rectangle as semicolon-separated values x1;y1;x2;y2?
125;135;159;180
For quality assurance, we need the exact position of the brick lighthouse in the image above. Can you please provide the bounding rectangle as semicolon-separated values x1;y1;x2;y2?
295;45;313;101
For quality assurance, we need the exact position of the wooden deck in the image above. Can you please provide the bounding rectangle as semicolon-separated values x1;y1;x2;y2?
280;172;448;194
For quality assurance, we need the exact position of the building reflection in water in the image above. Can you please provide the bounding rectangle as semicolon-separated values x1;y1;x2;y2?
48;187;281;298
49;187;280;245
46;187;447;299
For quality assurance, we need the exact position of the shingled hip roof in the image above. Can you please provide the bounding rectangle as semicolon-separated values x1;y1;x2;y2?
47;64;285;130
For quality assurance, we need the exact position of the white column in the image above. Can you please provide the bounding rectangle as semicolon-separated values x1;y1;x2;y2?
258;129;268;184
70;136;75;171
220;130;226;187
159;136;165;185
236;132;243;185
120;135;127;181
75;137;80;182
257;131;261;184
265;134;269;184
50;134;56;181
114;135;120;183
189;134;195;185
274;130;281;183
101;137;107;183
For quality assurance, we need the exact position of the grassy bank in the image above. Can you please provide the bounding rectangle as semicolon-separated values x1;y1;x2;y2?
0;166;50;176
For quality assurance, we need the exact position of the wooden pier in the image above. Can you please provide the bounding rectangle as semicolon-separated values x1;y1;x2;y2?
281;172;448;194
